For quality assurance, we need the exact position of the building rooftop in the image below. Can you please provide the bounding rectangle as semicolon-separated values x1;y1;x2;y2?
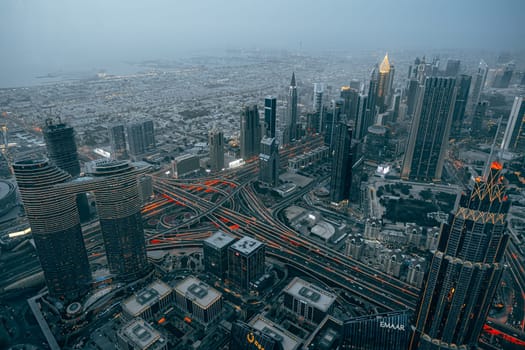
174;276;222;309
121;280;172;317
119;318;165;350
250;315;302;350
230;236;264;255
204;230;236;249
311;221;336;241
284;277;337;312
174;153;199;162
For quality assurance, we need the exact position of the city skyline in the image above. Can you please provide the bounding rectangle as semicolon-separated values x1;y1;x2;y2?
1;0;524;88
0;6;524;346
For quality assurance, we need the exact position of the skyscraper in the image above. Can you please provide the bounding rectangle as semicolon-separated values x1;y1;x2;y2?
127;122;145;157
354;93;370;140
259;137;279;187
444;59;461;77
401;77;457;182
286;72;298;143
264;96;277;138
142;120;156;152
313;83;324;114
89;160;151;282
410;162;510;349
467;60;489;115
208;128;224;172
330;122;353;203
450;74;472;139
13;159;91;300
108;124;128;160
367;67;379;122
501;96;525;153
323;99;344;150
240;105;261;160
42;119;81;177
42;118;90;221
377;54;394;113
340;86;359;125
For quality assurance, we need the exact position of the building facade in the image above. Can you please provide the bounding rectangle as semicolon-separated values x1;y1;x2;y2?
203;230;236;278
88;160;151;282
410;162;510;349
228;236;265;290
343;310;410;350
108;124;128;160
240;105;261;160
208;128;224;172
174;276;222;324
264;96;277;138
330;122;353;203
283;277;337;324
13;159;91;300
402;77;457;182
501;96;525;153
286;72;298;143
259;137;279;187
42;118;90;221
450;74;472;139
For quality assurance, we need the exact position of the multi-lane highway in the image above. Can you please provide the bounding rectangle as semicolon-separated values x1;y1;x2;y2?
152;175;420;311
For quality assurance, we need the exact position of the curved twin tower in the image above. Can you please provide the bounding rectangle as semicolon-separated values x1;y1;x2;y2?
14;158;151;301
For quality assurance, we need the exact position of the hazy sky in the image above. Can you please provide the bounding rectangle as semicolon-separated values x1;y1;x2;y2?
0;0;523;85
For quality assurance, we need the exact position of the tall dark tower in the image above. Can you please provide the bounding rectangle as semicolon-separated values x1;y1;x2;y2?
42;118;90;221
444;59;461;77
264;96;277;138
287;72;298;143
108;124;128;160
89;160;151;282
330;122;353;203
401;77;457;182
323;99;344;150
42;119;81;176
259;137;279;187
142;120;156;152
410;162;510;350
340;86;359;126
240;105;261;160
208;128;224;172
126;122;145;157
450;74;472;139
367;67;379;122
13;159;91;300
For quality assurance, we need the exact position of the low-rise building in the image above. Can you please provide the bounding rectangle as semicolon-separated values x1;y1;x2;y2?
117;318;167;350
121;280;173;321
174;276;222;324
283;277;337;324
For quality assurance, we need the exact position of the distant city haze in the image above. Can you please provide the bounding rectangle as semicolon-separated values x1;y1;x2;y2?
0;0;523;88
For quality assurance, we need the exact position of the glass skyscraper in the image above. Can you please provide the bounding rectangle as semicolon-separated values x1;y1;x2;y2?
402;77;457;182
240;105;261;160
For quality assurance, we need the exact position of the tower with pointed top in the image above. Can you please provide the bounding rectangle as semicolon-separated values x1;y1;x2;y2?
286;72;298;144
377;53;395;113
410;161;510;350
